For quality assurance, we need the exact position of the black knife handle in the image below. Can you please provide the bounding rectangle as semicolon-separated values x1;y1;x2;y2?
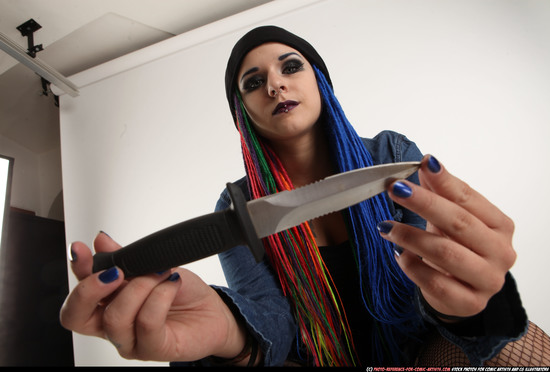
92;182;264;277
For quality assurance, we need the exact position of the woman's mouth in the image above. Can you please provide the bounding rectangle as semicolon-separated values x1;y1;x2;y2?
272;100;299;115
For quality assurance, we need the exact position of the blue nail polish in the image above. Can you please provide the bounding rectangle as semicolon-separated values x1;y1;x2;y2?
427;156;441;173
168;272;180;282
393;181;412;198
99;267;119;283
377;221;394;234
156;270;167;275
69;245;77;263
394;246;404;257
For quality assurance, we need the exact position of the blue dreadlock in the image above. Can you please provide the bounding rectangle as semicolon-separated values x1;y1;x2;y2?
314;65;425;364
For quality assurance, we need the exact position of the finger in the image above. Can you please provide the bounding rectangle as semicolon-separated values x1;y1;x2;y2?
69;232;123;281
93;231;122;253
70;232;124;282
396;249;488;317
101;270;173;357
69;241;94;281
60;266;124;337
378;221;502;293
419;155;514;235
387;179;501;259
134;272;182;360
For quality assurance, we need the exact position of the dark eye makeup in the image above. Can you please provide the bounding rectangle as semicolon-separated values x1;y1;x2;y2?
241;58;306;93
282;59;305;74
242;75;265;92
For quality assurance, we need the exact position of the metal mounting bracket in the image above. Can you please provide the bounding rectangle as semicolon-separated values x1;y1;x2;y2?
16;18;43;58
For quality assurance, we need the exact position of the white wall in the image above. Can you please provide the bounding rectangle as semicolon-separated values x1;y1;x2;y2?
58;0;550;366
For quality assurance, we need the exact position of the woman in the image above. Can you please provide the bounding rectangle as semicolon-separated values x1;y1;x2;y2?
60;26;533;367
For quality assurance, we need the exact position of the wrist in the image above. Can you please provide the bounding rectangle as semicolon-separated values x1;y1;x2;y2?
210;329;258;366
419;289;472;323
210;287;261;366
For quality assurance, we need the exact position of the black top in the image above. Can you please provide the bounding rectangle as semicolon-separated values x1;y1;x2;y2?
319;240;375;366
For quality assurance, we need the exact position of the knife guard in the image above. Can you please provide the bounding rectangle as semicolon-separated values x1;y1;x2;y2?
92;182;265;277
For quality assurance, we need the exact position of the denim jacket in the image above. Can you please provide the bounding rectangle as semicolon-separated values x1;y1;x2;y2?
175;130;527;367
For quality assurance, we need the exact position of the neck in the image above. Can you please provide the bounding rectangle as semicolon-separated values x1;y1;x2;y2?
267;123;334;188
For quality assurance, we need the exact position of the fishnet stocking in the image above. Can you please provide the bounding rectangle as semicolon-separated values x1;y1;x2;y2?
416;321;550;366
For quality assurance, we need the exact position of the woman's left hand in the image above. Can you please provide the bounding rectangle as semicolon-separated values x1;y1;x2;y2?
378;155;517;319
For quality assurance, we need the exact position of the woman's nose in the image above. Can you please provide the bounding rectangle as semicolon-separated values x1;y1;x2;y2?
269;87;284;97
267;73;286;97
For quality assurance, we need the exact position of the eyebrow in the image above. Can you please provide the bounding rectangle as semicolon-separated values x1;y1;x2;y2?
240;52;303;83
240;67;259;83
278;52;300;61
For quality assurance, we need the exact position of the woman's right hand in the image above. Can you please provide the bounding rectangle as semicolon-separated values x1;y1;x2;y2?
59;232;248;363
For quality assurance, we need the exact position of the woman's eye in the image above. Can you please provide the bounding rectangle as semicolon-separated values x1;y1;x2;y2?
243;76;264;92
283;60;304;74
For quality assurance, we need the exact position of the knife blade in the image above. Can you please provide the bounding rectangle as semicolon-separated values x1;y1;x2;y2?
92;161;420;277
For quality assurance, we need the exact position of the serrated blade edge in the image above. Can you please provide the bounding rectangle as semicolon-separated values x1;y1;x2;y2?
246;162;420;238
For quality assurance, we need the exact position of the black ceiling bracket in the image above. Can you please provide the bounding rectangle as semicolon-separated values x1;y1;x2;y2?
40;76;50;96
15;18;59;106
16;18;43;58
39;77;59;107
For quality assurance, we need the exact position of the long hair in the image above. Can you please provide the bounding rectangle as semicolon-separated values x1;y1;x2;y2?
231;66;423;366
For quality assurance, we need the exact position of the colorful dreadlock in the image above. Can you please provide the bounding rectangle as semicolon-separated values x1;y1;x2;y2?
232;66;424;366
233;88;357;367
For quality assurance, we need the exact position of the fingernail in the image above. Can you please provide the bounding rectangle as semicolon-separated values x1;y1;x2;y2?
393;181;412;198
168;272;180;282
156;270;168;275
69;244;77;262
99;230;111;238
99;267;119;283
394;246;404;257
377;221;394;234
427;156;441;173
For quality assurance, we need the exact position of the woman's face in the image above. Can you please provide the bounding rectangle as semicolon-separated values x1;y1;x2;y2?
237;42;322;143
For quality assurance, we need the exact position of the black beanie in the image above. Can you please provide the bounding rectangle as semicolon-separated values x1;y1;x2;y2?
224;25;332;123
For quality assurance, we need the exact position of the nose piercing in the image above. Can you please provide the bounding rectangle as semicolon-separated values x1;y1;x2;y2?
271;88;284;97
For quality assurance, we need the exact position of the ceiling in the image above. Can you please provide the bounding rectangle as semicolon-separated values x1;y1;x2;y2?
0;0;273;154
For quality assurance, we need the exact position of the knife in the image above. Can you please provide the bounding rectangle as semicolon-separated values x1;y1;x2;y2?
92;161;420;277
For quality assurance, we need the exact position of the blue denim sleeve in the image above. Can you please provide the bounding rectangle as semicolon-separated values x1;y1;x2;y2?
170;181;296;367
362;130;426;229
414;273;528;366
211;181;296;366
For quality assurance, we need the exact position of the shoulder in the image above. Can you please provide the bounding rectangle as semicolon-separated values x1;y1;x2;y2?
361;130;423;164
215;176;249;212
